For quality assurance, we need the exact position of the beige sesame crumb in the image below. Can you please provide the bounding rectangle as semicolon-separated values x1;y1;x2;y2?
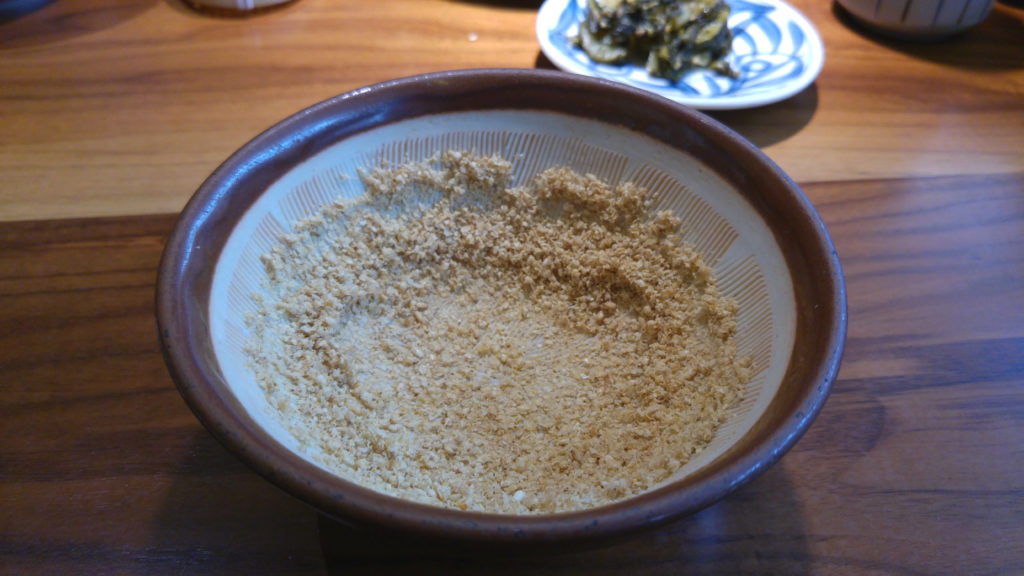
244;152;750;515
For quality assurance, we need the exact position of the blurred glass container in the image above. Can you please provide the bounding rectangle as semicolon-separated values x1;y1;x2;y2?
182;0;298;16
835;0;996;39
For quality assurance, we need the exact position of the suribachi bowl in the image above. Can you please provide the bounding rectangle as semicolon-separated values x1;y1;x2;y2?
156;69;846;547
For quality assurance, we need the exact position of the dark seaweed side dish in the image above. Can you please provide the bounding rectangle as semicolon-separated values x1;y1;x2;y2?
576;0;737;80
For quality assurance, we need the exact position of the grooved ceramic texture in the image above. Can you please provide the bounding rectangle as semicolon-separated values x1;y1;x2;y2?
210;112;794;487
157;70;845;545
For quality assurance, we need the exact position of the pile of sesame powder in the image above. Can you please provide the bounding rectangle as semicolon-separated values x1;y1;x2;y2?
244;151;750;514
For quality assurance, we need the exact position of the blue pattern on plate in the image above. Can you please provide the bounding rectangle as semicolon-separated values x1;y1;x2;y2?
546;0;813;102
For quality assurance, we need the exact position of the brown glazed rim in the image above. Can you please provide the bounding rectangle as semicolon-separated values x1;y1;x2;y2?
156;68;846;546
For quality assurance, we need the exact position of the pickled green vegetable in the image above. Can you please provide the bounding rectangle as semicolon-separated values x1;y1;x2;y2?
576;0;738;80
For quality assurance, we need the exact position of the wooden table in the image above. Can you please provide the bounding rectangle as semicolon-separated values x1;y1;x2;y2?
2;0;1023;574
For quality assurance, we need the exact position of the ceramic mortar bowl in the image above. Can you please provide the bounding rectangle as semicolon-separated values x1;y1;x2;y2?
156;68;846;548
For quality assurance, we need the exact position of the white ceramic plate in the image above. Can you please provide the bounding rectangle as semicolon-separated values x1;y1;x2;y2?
536;0;825;110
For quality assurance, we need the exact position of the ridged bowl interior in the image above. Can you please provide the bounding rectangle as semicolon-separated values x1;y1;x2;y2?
157;69;845;545
212;111;794;487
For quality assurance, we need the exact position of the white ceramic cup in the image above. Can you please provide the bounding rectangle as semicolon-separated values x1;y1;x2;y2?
835;0;996;39
183;0;296;14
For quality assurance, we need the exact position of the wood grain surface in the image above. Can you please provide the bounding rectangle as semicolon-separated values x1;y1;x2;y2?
2;174;1022;575
2;0;1024;574
1;0;1023;221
